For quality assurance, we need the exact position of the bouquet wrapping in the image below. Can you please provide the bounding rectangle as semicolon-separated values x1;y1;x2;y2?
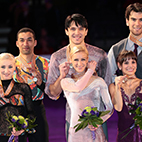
74;106;110;140
6;111;37;142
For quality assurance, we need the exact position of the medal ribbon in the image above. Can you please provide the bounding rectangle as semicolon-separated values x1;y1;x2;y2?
129;34;142;47
0;79;15;97
16;54;37;69
16;55;38;83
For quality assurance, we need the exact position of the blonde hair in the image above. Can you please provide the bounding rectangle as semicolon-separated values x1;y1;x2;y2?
66;45;88;61
0;53;15;62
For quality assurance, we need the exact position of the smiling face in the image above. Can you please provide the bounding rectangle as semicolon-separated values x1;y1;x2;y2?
65;21;88;46
126;11;142;38
118;58;137;76
0;59;15;80
71;51;88;73
16;32;37;55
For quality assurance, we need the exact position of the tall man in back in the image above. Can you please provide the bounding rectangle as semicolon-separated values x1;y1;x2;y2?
45;13;112;141
14;27;49;142
108;2;142;82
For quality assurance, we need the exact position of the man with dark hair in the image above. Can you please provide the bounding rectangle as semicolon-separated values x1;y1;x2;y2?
108;2;142;82
45;13;112;141
14;27;49;142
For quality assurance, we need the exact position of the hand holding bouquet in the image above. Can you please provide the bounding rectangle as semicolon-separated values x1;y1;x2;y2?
6;111;37;142
74;106;110;140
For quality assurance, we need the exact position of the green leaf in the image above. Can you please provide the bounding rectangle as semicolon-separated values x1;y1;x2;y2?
136;97;142;105
74;121;85;132
139;123;142;130
135;107;141;115
100;111;110;117
91;107;98;111
96;120;103;125
74;123;80;129
91;121;97;128
78;117;87;122
84;113;91;117
82;120;88;129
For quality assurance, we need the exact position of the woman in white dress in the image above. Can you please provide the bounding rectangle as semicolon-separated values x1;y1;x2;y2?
60;45;113;142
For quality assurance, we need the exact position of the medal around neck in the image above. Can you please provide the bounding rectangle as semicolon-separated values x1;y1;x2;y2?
33;77;37;82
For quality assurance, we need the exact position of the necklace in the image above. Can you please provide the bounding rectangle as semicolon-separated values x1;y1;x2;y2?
0;79;15;97
72;71;85;80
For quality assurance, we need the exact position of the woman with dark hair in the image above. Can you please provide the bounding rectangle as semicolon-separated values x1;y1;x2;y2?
109;50;142;141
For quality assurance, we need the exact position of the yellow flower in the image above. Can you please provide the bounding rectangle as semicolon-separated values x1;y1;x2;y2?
18;115;25;124
11;116;18;122
84;106;91;113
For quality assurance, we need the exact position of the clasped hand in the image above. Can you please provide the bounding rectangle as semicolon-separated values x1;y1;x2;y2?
88;124;98;131
11;127;24;136
115;75;127;88
87;60;97;72
59;62;70;79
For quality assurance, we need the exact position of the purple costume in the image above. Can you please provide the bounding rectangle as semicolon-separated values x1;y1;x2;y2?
117;81;142;142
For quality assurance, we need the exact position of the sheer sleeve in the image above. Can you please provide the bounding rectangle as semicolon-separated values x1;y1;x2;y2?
22;84;35;119
95;50;112;86
20;83;36;134
61;69;94;92
99;79;113;122
44;53;62;98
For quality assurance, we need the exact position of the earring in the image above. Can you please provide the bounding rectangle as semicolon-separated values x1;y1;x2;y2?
119;68;121;70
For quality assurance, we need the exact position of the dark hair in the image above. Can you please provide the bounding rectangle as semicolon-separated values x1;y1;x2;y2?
17;27;36;40
125;2;142;20
65;13;88;30
117;50;137;65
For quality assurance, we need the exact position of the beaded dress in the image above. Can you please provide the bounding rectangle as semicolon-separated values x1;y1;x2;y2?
116;81;142;142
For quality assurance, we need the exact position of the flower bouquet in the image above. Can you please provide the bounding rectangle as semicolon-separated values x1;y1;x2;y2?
74;106;110;140
120;96;142;140
6;111;37;142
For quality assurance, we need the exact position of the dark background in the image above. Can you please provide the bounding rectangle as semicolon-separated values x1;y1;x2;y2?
0;0;142;56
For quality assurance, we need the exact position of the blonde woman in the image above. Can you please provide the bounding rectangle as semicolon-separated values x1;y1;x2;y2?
61;45;113;142
0;53;35;142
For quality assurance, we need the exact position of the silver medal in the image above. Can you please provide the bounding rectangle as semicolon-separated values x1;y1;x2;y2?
33;77;37;82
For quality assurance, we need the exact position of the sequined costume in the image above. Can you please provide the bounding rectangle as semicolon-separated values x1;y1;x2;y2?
116;81;142;142
14;55;49;142
0;79;35;142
